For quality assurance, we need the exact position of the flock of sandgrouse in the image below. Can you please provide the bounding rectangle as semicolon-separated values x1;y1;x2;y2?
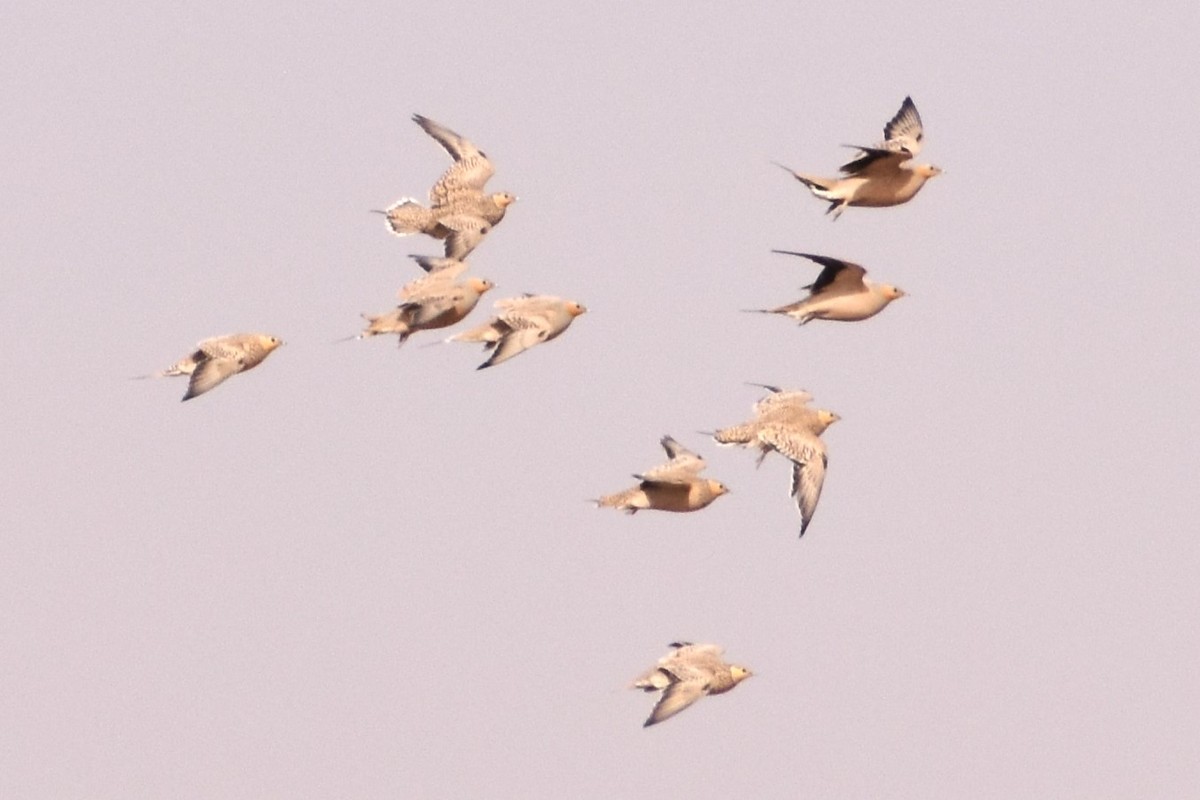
146;97;941;727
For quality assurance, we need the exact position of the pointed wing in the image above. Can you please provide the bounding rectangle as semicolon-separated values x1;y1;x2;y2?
759;426;828;537
644;679;707;727
772;251;867;296
839;97;924;174
637;436;707;484
791;455;827;537
413;114;496;203
882;96;924;157
440;215;490;260
838;145;909;175
477;325;546;369
182;357;240;400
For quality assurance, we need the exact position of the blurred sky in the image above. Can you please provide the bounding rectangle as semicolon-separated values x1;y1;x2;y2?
3;1;1199;798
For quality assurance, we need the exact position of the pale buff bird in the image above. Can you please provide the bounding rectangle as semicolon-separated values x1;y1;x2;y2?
749;250;905;324
711;385;840;536
149;333;283;401
776;96;941;219
632;642;752;728
358;255;494;345
378;114;517;260
448;295;587;370
596;436;729;514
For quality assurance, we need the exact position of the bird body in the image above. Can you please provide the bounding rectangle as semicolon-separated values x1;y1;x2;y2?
381;114;516;259
597;436;729;514
712;385;839;536
449;295;587;369
751;251;904;324
358;256;493;345
150;333;283;401
632;643;751;727
777;97;941;218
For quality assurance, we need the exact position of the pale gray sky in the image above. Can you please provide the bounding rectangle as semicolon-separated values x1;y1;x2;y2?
3;1;1199;798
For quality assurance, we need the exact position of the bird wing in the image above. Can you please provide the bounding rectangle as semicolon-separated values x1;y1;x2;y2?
477;323;547;369
838;97;924;174
881;96;924;157
773;251;867;296
183;356;240;400
398;266;463;302
790;455;827;537
759;426;828;537
412;114;496;203
838;145;909;175
752;386;814;417
405;287;467;328
439;215;490;261
408;254;467;277
637;436;707;484
644;678;707;727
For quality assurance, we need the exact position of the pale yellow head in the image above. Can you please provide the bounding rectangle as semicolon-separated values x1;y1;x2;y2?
565;301;587;317
492;192;518;207
916;164;943;179
817;409;841;427
707;480;730;497
468;277;495;294
730;665;753;683
258;334;284;351
882;285;906;301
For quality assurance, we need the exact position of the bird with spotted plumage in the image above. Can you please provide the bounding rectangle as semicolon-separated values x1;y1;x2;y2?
711;385;840;537
378;114;517;260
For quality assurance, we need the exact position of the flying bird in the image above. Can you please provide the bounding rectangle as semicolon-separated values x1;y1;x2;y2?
775;96;941;219
596;436;729;514
146;333;283;401
357;255;493;345
632;642;752;728
377;115;517;260
748;250;905;324
711;385;840;536
447;295;586;370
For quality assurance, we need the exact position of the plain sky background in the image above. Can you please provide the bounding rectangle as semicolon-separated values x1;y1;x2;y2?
4;2;1199;798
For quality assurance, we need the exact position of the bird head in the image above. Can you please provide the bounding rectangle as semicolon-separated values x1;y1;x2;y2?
817;410;841;428
730;665;753;683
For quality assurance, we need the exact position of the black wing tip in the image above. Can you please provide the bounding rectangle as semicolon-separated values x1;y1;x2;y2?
770;249;819;261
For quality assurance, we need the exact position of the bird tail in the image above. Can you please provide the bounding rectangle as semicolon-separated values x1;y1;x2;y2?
359;311;411;339
711;424;755;446
772;161;830;191
379;198;433;236
595;489;643;513
446;321;501;344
